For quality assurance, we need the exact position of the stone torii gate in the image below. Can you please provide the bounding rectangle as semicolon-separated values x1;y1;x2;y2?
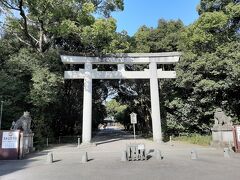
61;52;181;145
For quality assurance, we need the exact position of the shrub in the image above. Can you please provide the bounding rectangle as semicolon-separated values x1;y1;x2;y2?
172;134;211;146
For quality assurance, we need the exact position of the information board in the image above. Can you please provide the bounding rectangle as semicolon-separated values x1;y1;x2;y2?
130;113;137;124
0;130;20;160
137;144;145;150
2;131;19;149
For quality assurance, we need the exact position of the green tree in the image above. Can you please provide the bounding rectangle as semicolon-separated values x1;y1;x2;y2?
133;25;151;53
125;19;184;135
1;0;124;53
165;0;240;135
105;99;127;119
133;19;184;53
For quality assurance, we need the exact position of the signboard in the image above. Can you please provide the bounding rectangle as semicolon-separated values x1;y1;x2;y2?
0;130;20;160
237;126;240;141
2;131;19;149
130;113;137;139
130;113;137;124
137;144;145;150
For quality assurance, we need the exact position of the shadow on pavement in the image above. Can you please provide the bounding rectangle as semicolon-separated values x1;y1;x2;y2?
0;152;45;177
92;128;138;145
0;128;140;177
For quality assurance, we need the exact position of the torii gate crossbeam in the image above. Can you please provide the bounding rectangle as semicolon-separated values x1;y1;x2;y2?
61;52;181;145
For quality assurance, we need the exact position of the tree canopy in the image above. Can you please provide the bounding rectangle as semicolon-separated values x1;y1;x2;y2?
168;0;240;134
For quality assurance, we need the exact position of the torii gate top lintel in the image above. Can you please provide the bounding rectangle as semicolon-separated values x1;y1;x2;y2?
61;52;181;65
61;52;181;79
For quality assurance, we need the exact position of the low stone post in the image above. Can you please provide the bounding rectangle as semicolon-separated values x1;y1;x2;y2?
156;149;162;160
77;137;80;148
46;138;49;147
190;149;198;160
81;152;88;163
223;148;231;158
170;136;174;146
47;152;53;164
121;151;127;162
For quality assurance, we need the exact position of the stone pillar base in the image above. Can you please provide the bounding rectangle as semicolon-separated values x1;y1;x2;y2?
22;133;35;154
211;127;233;148
211;141;232;148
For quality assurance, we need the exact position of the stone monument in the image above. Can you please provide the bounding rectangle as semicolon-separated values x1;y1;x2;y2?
211;108;233;147
11;111;34;154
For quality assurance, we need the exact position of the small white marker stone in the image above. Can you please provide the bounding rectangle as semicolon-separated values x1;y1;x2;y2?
223;148;231;158
82;152;88;163
156;149;162;160
47;152;53;164
121;151;127;162
190;149;198;160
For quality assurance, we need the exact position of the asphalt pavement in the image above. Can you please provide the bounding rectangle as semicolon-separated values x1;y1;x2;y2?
1;127;240;180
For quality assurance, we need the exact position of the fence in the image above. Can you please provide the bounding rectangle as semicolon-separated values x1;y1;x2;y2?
44;136;81;147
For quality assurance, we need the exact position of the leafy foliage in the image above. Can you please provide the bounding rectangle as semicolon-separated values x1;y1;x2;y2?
1;0;125;54
106;99;127;118
165;0;240;135
133;19;184;53
173;134;211;146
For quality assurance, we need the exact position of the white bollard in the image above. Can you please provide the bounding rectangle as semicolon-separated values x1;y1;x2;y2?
223;148;231;158
46;152;53;164
81;152;88;163
156;149;162;160
190;149;198;160
170;136;173;146
46;138;49;147
121;151;127;162
77;138;80;148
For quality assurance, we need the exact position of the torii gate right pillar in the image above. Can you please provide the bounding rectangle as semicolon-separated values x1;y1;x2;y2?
149;62;162;143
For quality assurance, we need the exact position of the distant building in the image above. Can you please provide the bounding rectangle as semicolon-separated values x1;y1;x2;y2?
104;116;115;126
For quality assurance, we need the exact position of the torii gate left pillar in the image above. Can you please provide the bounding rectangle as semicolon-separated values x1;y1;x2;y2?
82;63;93;144
149;62;162;143
61;52;181;145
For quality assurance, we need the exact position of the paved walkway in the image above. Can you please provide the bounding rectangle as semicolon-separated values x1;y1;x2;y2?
1;128;240;180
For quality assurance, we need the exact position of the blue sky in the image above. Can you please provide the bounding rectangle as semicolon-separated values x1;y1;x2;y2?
112;0;200;36
0;0;200;37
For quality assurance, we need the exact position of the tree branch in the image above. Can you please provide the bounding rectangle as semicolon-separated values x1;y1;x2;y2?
14;33;32;47
1;0;20;11
18;0;39;51
26;16;38;25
